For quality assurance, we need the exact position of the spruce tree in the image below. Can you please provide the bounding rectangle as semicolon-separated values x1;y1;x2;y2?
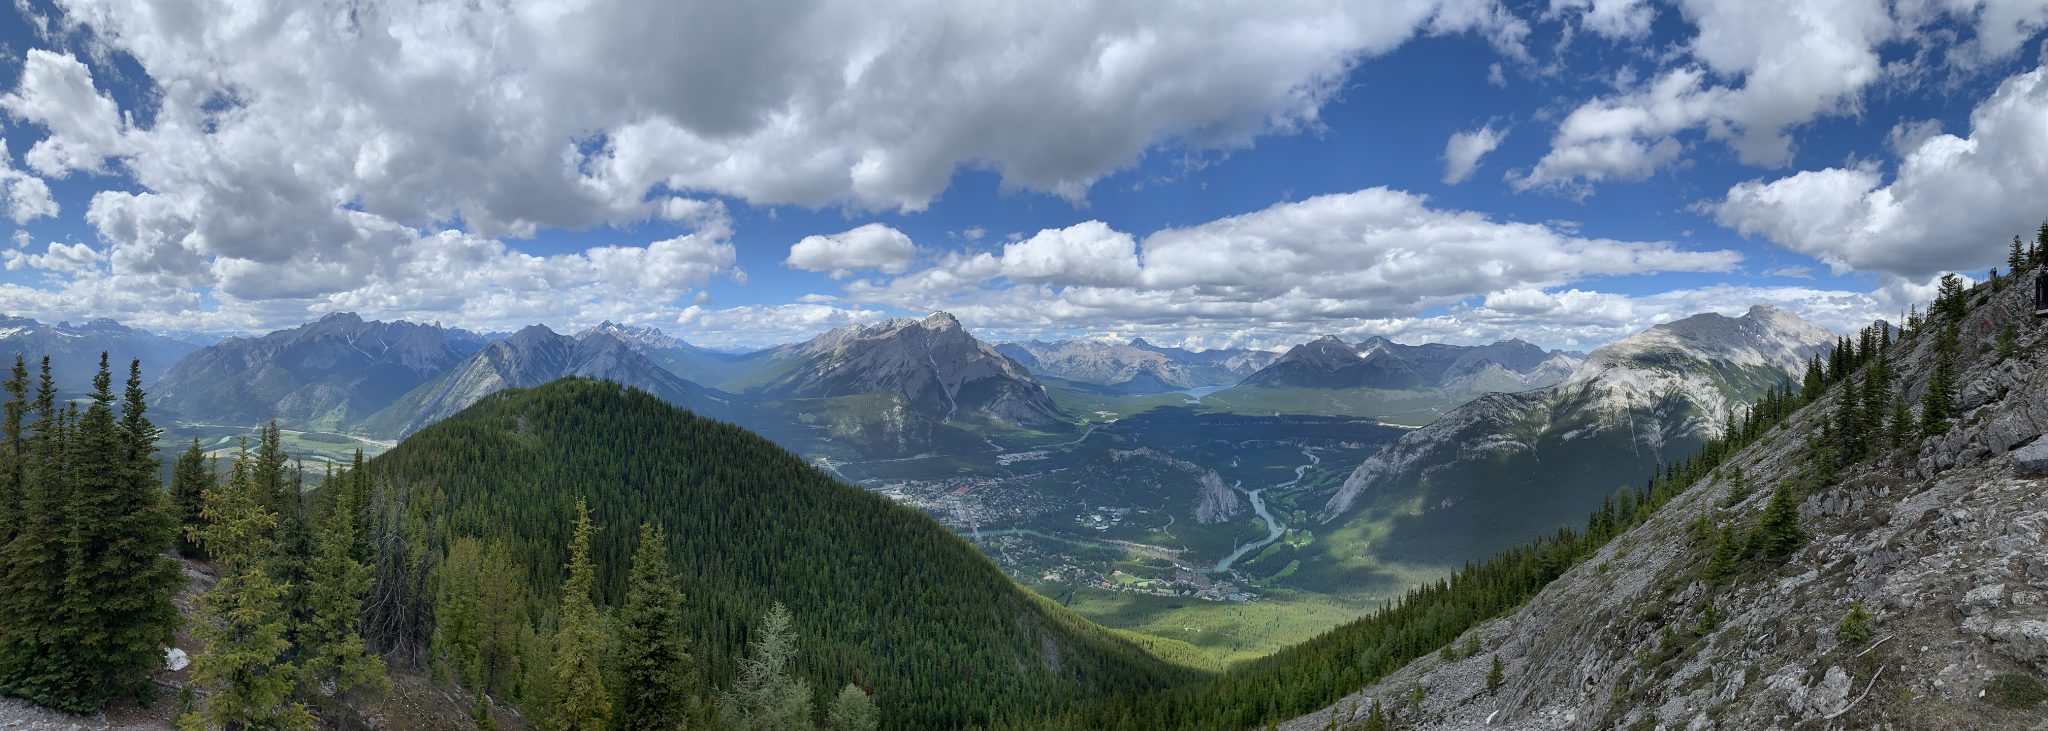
1705;524;1741;584
181;441;313;731
1485;655;1504;693
824;684;878;731
1837;601;1872;646
0;359;71;704
720;603;813;731
1358;701;1387;731
616;523;691;731
546;500;611;731
172;438;211;557
0;356;23;558
1921;325;1959;436
1750;482;1805;560
54;357;180;709
1889;390;1913;451
298;466;389;699
2013;236;2027;273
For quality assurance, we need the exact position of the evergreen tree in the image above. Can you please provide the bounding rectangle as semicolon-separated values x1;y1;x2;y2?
181;441;313;731
719;603;813;731
1484;655;1504;694
1749;482;1805;560
1921;325;1960;436
0;357;23;560
0;356;56;696
1999;323;2020;359
0;359;72;706
1357;701;1387;731
824;684;878;731
172;438;211;557
545;500;611;731
1934;273;1968;322
1695;600;1717;635
1888;382;1915;451
2013;236;2028;273
616;523;691;731
1837;601;1872;647
298;467;389;699
1705;524;1741;584
54;357;180;709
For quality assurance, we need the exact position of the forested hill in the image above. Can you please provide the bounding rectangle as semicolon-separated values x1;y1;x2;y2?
361;378;1200;730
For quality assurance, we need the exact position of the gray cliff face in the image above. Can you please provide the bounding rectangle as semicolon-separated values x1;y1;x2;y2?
362;326;726;437
750;312;1064;427
1288;280;2048;730
152;312;488;427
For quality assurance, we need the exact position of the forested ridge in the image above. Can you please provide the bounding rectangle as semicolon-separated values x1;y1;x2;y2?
356;379;1198;730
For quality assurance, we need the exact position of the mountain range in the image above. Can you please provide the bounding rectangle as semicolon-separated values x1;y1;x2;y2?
0;316;198;395
152;313;489;429
996;338;1277;393
1197;335;1583;425
357;325;735;437
1318;305;1834;567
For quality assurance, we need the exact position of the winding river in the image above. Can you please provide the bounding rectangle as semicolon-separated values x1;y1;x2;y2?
1210;448;1321;574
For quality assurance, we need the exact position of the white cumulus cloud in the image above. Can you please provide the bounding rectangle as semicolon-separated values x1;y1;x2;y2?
786;224;918;279
1442;124;1509;184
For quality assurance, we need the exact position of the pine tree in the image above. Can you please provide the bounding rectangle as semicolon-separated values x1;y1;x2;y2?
824;684;878;731
172;438;211;557
298;467;389;699
0;357;23;560
616;524;691;731
0;359;73;705
1888;382;1914;451
719;603;813;731
2013;236;2028;273
1999;323;2020;359
1695;600;1717;635
1837;601;1872;647
181;441;313;731
1705;524;1741;584
1358;701;1387;731
1750;482;1805;560
1921;325;1960;436
546;500;612;731
1935;273;1968;322
1485;655;1504;693
53;358;181;709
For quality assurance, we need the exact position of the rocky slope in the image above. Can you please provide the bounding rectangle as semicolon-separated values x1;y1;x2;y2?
1287;281;2048;729
357;325;731;437
152;313;488;429
997;338;1276;392
1313;306;1832;570
0;316;198;395
736;312;1063;428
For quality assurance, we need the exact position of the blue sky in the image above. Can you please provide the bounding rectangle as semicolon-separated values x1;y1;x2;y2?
0;0;2040;350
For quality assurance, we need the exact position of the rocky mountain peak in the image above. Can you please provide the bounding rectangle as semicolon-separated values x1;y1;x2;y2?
312;311;366;329
1574;305;1835;382
921;311;963;331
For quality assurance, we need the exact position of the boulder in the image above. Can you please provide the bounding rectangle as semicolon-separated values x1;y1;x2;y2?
2014;438;2048;477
